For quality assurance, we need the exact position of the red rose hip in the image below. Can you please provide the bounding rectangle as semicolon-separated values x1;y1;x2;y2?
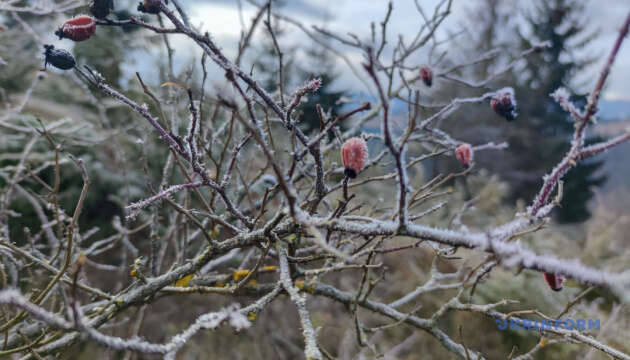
455;143;473;168
543;272;565;291
55;16;96;42
341;137;368;179
420;66;433;87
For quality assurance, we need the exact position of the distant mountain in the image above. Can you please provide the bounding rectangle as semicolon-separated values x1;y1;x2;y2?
598;100;630;121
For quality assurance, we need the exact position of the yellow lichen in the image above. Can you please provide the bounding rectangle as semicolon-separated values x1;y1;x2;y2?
174;274;194;287
247;312;257;321
294;280;315;293
211;225;221;239
247;279;259;286
129;269;137;277
233;269;250;282
262;265;277;271
539;337;548;347
215;281;226;288
295;280;305;290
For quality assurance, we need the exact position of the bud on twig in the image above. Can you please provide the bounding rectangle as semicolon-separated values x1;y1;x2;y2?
305;78;321;92
341;137;368;179
76;253;87;268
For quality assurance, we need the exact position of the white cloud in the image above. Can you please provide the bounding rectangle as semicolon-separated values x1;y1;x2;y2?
190;3;255;40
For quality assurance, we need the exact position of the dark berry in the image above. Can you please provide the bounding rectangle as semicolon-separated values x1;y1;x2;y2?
137;0;161;14
43;45;76;70
90;0;114;19
490;88;518;121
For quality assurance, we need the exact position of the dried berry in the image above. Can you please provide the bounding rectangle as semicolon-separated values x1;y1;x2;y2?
455;143;473;168
137;0;163;14
490;88;518;121
90;0;114;19
420;66;433;87
543;272;565;292
341;137;368;179
55;16;96;42
43;45;76;70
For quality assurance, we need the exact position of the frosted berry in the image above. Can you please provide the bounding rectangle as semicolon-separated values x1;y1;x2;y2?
138;0;164;14
90;0;114;19
43;45;76;70
455;143;473;168
341;137;368;179
55;16;96;42
490;88;517;121
420;66;433;87
543;272;565;292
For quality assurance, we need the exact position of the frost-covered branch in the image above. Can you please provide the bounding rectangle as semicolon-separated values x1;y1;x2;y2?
277;242;323;360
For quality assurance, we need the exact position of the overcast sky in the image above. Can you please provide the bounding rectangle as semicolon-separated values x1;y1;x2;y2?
170;0;630;101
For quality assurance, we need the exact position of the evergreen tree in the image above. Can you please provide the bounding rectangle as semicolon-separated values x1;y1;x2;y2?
295;46;346;134
452;0;605;222
253;4;346;134
508;0;606;222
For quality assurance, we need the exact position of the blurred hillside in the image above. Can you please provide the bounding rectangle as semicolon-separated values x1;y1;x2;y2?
592;115;630;200
599;99;630;120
